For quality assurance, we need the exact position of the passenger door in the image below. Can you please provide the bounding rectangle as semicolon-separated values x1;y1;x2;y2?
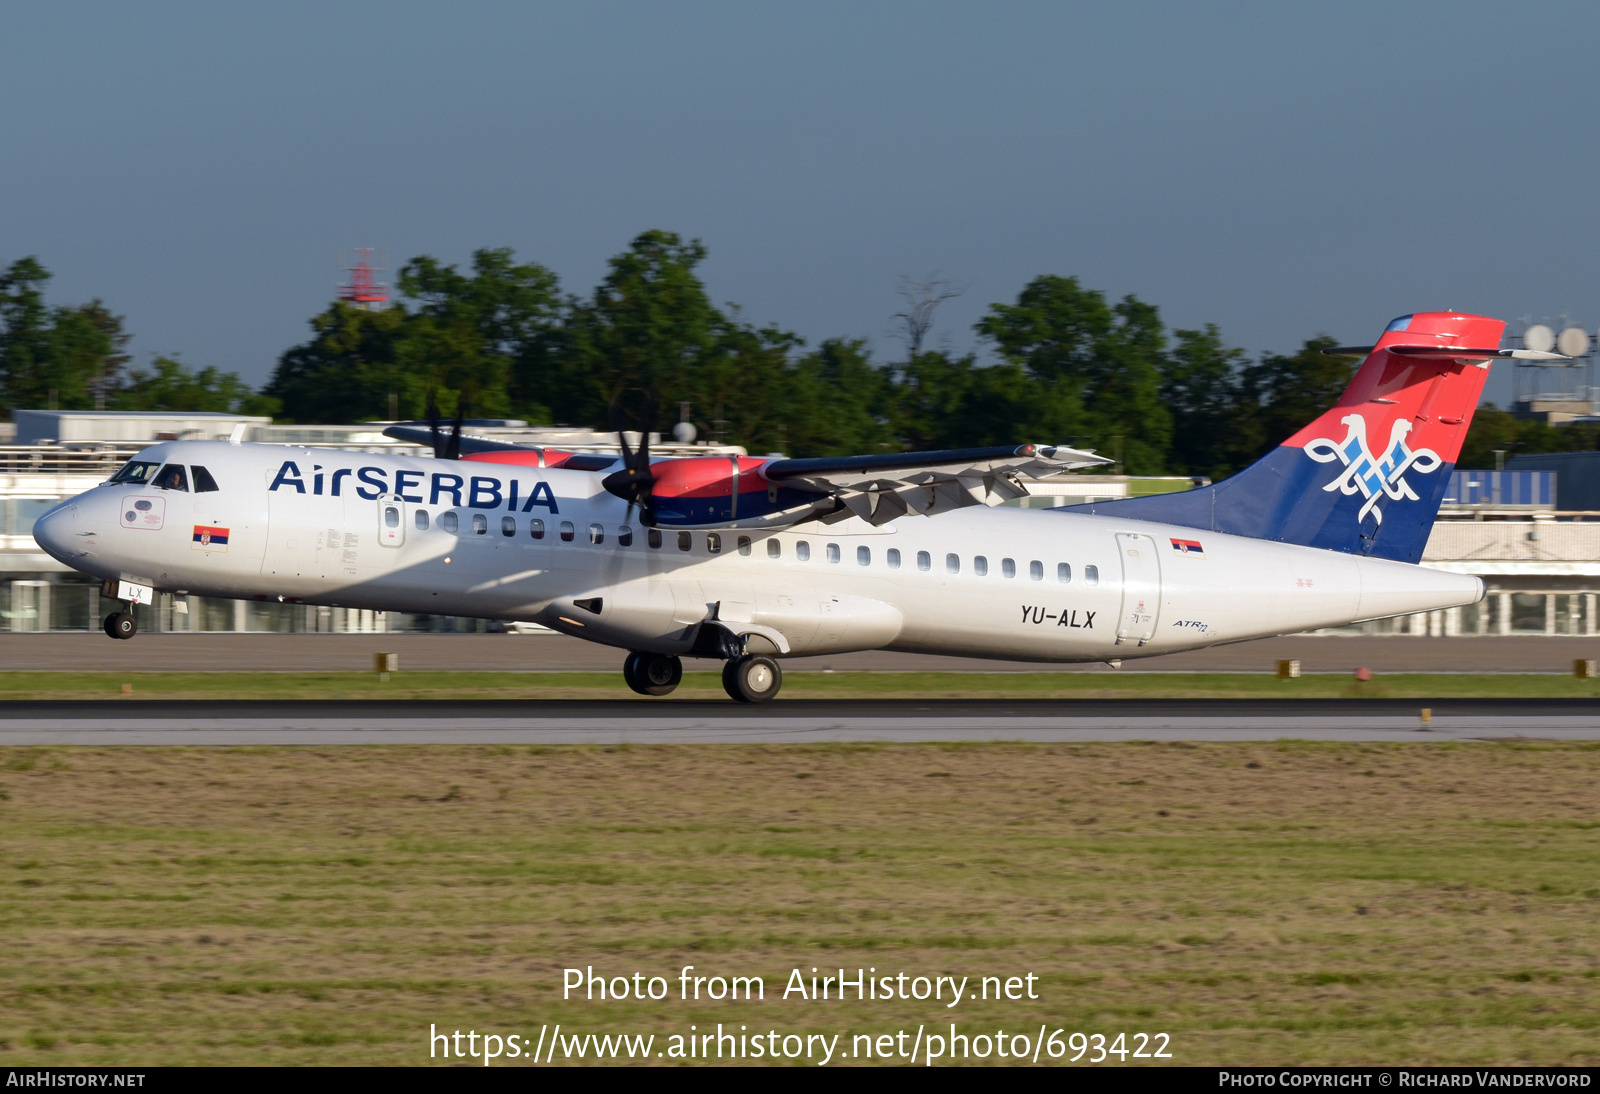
378;495;405;548
1114;531;1162;645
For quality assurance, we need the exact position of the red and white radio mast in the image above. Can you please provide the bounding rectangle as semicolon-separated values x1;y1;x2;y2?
337;248;390;310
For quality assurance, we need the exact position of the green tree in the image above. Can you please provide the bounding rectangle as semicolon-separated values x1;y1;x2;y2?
265;302;410;423
976;276;1170;472
0;258;130;413
1162;324;1249;479
399;247;563;421
1232;336;1353;461
783;339;896;456
111;355;269;414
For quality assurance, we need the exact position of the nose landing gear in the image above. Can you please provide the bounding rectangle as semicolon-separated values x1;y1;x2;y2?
103;612;138;640
722;655;782;703
623;651;683;696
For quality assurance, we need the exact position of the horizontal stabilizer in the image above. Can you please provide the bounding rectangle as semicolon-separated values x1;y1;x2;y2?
1323;345;1572;363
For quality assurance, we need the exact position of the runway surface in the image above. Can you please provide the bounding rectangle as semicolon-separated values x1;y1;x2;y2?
3;698;1598;745
4;631;1600;673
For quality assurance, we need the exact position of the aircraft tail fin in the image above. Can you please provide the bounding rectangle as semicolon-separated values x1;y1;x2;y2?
1084;311;1507;564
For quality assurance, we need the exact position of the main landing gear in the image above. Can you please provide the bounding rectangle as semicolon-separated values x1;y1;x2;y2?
623;651;683;696
722;655;782;704
621;650;784;702
103;611;137;640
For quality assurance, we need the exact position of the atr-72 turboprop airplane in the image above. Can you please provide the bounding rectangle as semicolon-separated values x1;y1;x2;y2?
32;311;1562;702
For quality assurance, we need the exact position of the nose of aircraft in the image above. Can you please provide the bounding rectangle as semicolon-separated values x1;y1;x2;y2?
32;503;77;564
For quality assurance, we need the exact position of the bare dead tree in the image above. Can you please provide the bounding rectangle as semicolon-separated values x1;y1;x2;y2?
890;273;969;361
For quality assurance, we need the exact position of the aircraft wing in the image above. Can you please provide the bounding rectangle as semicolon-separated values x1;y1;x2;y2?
762;444;1109;525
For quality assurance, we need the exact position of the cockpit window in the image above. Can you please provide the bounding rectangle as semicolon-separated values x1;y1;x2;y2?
191;465;220;492
153;464;189;492
110;460;160;484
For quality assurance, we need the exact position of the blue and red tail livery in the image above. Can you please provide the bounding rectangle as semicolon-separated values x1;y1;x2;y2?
1085;312;1504;564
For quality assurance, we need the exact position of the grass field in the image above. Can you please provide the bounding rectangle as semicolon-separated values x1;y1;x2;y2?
1;742;1597;1066
3;670;1600;701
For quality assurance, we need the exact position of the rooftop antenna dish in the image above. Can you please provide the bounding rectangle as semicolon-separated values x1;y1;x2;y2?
1523;324;1556;353
1557;326;1590;359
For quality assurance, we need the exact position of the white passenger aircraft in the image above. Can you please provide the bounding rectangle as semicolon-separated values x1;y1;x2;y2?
32;311;1562;702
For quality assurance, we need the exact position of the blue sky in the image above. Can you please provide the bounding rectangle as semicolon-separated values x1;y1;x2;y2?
3;1;1597;407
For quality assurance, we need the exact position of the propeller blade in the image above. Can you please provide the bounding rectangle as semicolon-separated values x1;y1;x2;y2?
444;398;467;461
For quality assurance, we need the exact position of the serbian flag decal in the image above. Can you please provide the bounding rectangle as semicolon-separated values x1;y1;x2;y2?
192;524;230;552
1170;537;1205;559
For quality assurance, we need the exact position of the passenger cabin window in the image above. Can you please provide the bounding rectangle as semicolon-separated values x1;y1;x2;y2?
887;548;901;569
191;465;220;492
974;555;988;577
502;516;516;536
707;533;721;553
110;460;160;485
589;523;604;545
559;521;575;542
1030;560;1043;581
530;518;544;540
1085;564;1099;586
737;536;751;556
796;541;811;562
1057;563;1071;583
857;545;870;566
619;526;634;547
767;539;781;559
648;528;662;549
153;464;189;492
1002;558;1016;579
384;506;400;528
415;510;430;531
677;531;692;551
946;553;960;575
917;550;931;572
826;543;840;564
472;514;488;535
440;512;459;533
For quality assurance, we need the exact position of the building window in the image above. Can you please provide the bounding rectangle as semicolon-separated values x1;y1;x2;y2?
648;528;662;549
501;516;516;537
887;548;901;569
797;541;811;562
917;550;931;572
619;526;633;547
826;543;840;564
677;531;691;551
1030;560;1043;581
560;521;575;542
707;533;721;553
1058;563;1072;583
946;553;960;574
767;538;781;559
415;510;430;531
530;518;544;540
1084;564;1098;585
738;536;751;556
440;512;459;533
589;523;604;545
974;555;988;577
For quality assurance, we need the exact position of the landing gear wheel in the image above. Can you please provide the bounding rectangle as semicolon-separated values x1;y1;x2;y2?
623;651;682;696
723;655;782;703
104;611;137;640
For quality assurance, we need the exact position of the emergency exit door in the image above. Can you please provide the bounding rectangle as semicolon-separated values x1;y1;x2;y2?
1114;532;1161;645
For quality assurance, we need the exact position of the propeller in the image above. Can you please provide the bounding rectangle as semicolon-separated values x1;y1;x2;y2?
602;394;658;526
426;393;467;460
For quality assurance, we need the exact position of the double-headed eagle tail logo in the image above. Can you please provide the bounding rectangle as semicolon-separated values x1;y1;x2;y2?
1304;414;1442;526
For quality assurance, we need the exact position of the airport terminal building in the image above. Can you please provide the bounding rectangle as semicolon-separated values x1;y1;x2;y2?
0;410;1592;638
